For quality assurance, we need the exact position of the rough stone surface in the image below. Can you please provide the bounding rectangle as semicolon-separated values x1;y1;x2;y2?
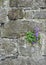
24;10;46;19
0;7;7;23
0;0;3;6
10;0;46;9
8;9;24;20
0;38;18;55
1;19;45;38
0;0;46;65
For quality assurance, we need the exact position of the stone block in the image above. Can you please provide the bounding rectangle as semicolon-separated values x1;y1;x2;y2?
32;0;46;9
8;9;24;20
1;20;29;38
0;27;1;37
10;0;33;7
0;56;31;65
1;19;45;40
43;38;46;55
10;0;46;9
0;38;18;55
0;7;7;23
10;0;18;7
25;10;46;19
18;0;33;7
44;45;46;55
0;59;20;65
18;36;41;57
0;0;3;6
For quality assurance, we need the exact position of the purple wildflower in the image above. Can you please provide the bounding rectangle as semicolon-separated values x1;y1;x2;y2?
32;42;35;44
34;27;39;40
35;32;39;37
34;27;39;32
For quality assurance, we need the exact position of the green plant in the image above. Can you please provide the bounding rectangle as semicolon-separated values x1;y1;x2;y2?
25;31;40;45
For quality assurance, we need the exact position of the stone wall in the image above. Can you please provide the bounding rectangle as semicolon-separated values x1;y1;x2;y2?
0;0;46;65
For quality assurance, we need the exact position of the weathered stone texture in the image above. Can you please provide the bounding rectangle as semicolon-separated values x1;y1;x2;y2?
10;0;18;7
1;20;29;38
0;38;18;55
0;0;46;65
10;0;33;7
25;10;46;19
1;19;45;38
10;0;46;9
0;8;7;23
8;9;24;20
0;0;3;6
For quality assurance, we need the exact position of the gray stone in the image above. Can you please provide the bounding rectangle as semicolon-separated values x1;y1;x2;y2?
0;0;46;65
9;0;46;9
0;56;46;65
18;0;33;7
0;59;14;65
0;7;7;23
25;10;46;19
10;0;18;7
32;0;46;9
8;9;23;20
0;56;27;65
0;27;1;37
18;36;41;57
0;0;3;6
1;20;29;38
0;38;18;55
1;19;45;38
10;0;33;7
44;42;46;55
38;58;46;65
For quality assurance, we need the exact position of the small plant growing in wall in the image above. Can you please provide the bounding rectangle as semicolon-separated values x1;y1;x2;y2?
25;27;40;46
